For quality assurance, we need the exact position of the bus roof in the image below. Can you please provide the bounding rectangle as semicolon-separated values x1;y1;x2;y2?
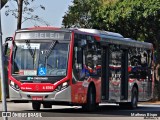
16;27;153;49
74;28;124;38
16;27;67;32
72;28;153;49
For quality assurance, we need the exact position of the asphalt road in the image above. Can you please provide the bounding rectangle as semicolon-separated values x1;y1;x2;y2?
0;102;160;120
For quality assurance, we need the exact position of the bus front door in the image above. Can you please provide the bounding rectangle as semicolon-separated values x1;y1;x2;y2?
101;45;129;102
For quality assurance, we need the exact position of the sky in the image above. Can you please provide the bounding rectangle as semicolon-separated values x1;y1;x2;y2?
1;0;73;43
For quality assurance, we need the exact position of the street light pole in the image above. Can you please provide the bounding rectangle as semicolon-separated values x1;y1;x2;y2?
0;0;8;120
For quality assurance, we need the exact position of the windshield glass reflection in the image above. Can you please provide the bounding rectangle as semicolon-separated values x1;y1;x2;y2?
12;42;69;76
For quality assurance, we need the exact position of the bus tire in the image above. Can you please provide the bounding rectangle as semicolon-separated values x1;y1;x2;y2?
82;86;96;112
128;87;138;109
32;101;41;110
130;87;138;109
119;87;138;109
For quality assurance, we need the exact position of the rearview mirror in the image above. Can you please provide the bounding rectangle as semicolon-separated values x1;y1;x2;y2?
5;37;13;43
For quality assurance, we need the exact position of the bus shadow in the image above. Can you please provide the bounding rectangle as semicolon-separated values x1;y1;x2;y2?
25;105;157;117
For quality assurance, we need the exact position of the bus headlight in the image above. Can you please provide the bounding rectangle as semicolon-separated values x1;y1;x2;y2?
10;80;20;91
55;81;69;92
62;82;68;87
10;81;14;86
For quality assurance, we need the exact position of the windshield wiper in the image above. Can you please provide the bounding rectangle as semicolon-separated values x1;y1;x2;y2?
44;40;57;70
45;40;57;59
25;40;35;58
25;40;36;68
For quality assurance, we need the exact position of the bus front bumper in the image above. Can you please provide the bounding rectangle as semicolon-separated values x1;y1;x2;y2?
9;86;71;102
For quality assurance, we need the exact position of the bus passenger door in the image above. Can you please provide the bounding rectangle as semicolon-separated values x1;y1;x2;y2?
101;46;109;101
101;45;129;102
108;45;123;102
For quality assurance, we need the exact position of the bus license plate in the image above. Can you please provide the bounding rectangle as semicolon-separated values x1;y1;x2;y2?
32;96;43;100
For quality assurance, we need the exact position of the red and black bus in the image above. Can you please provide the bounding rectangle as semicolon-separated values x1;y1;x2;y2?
6;27;154;111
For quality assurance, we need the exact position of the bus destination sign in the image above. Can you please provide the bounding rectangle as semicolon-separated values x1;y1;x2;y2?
15;31;70;40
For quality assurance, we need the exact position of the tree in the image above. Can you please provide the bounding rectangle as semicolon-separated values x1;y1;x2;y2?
17;0;23;29
62;0;118;28
5;0;49;29
62;0;102;28
2;0;7;8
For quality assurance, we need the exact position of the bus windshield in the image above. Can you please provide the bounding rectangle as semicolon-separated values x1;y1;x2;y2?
12;41;69;76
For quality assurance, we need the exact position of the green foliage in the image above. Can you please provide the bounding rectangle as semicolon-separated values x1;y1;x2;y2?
100;0;160;43
62;0;102;28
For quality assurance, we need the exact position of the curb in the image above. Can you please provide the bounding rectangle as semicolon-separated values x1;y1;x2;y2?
139;101;160;105
0;99;12;102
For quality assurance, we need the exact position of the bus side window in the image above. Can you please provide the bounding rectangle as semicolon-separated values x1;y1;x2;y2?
72;47;83;80
140;49;148;79
128;48;137;78
109;45;122;81
84;42;101;77
72;34;85;81
72;34;102;82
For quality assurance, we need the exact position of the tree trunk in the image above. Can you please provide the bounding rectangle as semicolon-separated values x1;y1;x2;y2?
17;0;23;29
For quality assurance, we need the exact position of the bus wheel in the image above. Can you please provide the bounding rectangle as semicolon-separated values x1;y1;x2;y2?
43;103;52;108
32;101;41;110
130;87;138;109
82;86;96;112
119;87;138;109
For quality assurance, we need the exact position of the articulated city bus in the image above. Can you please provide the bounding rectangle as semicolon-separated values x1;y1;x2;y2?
5;27;154;111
